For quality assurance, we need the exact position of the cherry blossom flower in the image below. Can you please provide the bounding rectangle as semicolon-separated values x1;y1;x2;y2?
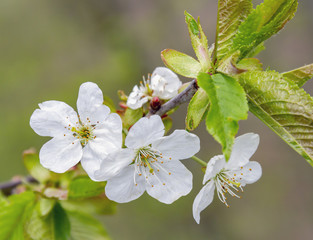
192;133;262;224
93;115;200;204
30;82;122;176
126;67;182;109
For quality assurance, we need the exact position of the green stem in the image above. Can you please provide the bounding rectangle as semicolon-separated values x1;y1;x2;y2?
191;156;207;167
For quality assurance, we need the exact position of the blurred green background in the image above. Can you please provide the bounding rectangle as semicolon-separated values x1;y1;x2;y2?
1;0;313;239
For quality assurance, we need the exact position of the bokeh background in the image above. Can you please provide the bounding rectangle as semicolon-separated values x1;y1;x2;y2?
1;0;313;239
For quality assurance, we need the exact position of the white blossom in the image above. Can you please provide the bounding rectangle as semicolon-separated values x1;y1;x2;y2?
126;67;182;109
93;115;200;204
192;133;262;224
30;82;122;177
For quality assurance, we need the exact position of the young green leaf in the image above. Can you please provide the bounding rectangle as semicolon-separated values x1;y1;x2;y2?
282;63;313;87
185;12;199;35
185;12;211;71
231;0;298;59
186;88;210;131
162;117;173;134
236;58;263;71
67;211;110;240
239;70;313;166
61;196;116;215
245;42;265;58
103;96;116;113
123;107;143;129
216;51;244;76
198;73;248;160
214;0;253;62
161;49;201;78
26;203;71;240
0;191;35;240
23;149;51;183
38;198;55;217
68;176;106;199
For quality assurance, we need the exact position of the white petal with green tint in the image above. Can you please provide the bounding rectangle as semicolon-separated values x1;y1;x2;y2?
192;181;215;224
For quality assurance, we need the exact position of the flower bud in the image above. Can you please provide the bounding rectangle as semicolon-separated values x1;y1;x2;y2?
150;96;161;111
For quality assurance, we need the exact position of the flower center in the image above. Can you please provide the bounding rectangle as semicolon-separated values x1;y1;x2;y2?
135;146;160;173
214;170;243;208
132;146;172;187
71;124;95;146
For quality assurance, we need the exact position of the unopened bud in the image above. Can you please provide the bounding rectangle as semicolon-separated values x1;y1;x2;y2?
119;103;128;109
118;90;128;101
150;97;161;111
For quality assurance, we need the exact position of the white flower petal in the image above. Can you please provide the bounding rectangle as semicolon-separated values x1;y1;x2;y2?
232;161;262;186
203;155;226;184
125;115;165;149
30;100;78;137
127;85;149;110
80;144;102;181
105;165;146;203
91;113;123;156
145;160;192;204
93;149;135;181
226;133;260;170
151;67;182;99
76;82;110;124
39;136;82;173
152;130;200;160
192;181;215;224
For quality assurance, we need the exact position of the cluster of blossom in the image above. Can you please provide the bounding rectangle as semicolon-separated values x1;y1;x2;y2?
30;67;262;223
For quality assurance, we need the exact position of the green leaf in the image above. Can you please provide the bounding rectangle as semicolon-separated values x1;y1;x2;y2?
216;51;244;76
162;117;173;134
68;176;106;199
186;88;210;131
38;198;55;217
282;63;313;87
26;203;71;240
61;196;116;215
214;0;253;62
198;73;248;160
161;49;201;78
0;191;35;240
23;149;51;183
185;12;199;35
236;58;263;71
103;96;116;113
185;12;211;71
245;42;265;58
239;70;313;166
232;0;298;59
67;211;110;240
123;107;143;129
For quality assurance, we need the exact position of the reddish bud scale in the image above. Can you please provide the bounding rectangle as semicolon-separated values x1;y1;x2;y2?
150;96;161;111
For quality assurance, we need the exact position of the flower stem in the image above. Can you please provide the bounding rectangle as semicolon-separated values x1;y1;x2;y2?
191;156;207;167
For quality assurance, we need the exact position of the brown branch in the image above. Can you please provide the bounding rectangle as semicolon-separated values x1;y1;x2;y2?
0;176;37;196
147;79;199;117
